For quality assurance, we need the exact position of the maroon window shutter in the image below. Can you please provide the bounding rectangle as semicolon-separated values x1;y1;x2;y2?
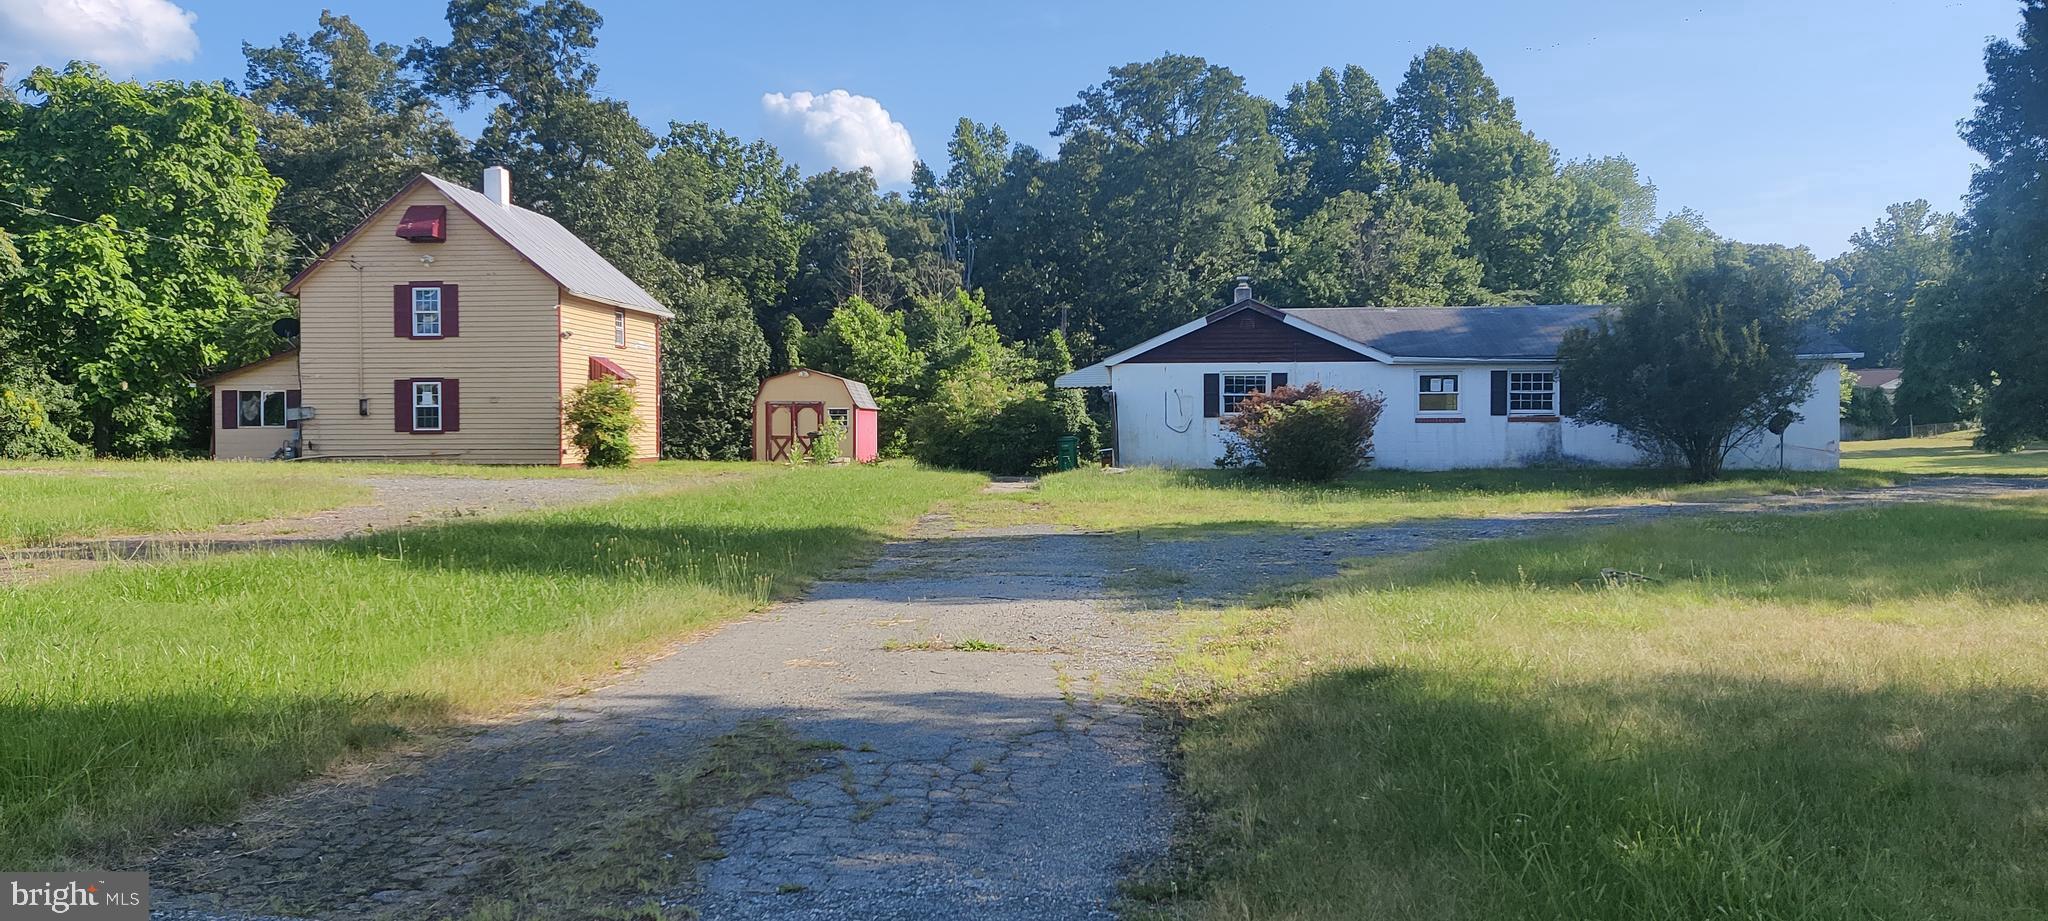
220;390;239;430
394;379;412;433
1202;373;1220;418
443;379;460;432
393;285;412;338
442;285;459;337
285;390;302;429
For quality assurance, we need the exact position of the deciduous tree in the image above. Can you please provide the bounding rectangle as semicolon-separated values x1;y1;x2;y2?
0;64;280;454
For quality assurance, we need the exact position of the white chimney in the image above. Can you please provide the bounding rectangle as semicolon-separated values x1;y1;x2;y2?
483;166;512;207
1233;275;1253;304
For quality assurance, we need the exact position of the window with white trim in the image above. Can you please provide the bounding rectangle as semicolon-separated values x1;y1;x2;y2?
1221;373;1270;415
411;286;442;337
1509;371;1557;414
412;380;443;431
614;309;627;347
1418;374;1460;413
237;390;288;427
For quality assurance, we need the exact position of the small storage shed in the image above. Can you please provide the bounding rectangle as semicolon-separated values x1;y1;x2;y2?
754;369;880;463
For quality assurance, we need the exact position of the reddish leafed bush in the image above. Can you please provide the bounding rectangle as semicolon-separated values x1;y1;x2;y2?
1219;383;1384;481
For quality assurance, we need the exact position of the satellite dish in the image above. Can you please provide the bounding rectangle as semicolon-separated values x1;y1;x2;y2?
272;317;301;339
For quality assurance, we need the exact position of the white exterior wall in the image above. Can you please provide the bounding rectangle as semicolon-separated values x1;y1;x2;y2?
1106;361;1844;471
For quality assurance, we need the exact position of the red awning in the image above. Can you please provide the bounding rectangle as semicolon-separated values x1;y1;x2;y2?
395;205;447;242
589;355;637;382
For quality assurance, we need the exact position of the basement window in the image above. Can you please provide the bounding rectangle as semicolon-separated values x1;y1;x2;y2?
238;390;288;428
1221;373;1270;415
1509;371;1557;414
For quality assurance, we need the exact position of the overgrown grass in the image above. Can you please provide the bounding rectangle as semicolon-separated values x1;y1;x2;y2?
0;461;371;546
1141;497;2048;920
0;464;981;867
964;466;1902;532
1844;430;2048;476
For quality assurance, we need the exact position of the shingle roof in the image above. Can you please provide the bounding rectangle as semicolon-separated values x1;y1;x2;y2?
1285;305;1606;360
418;175;673;319
843;379;879;411
1284;305;1859;361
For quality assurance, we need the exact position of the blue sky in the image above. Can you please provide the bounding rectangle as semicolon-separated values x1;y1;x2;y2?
0;0;2021;256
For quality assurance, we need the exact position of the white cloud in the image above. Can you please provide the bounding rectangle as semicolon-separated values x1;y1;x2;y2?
0;0;200;72
761;89;918;184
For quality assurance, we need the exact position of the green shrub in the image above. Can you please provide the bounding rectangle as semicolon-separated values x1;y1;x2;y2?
1219;383;1383;482
564;378;642;468
1844;386;1896;428
806;419;846;464
905;364;1099;475
1;377;86;459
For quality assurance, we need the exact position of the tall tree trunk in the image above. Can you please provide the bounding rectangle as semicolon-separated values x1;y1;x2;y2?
91;410;115;457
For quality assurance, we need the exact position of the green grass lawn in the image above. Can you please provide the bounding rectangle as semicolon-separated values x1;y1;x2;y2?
1844;430;2048;476
0;458;755;548
0;461;374;547
1142;496;2048;921
964;466;1903;532
0;463;982;867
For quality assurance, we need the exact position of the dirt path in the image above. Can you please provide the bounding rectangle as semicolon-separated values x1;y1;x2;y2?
142;477;2047;920
2;475;650;583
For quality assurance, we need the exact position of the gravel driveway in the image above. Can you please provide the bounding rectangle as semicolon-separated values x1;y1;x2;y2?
142;476;2047;920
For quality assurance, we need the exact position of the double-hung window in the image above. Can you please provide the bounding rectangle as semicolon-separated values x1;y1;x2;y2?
412;380;443;432
1418;374;1460;414
411;286;443;337
614;309;627;347
1220;373;1270;415
237;390;288;427
1508;371;1557;415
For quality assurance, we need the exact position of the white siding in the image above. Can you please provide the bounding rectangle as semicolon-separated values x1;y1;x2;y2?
1105;361;1845;471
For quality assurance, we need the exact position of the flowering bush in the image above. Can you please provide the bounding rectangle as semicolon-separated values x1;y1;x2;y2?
1218;383;1384;481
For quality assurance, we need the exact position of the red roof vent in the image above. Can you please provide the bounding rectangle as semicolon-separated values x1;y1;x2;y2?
396;205;447;242
589;355;637;382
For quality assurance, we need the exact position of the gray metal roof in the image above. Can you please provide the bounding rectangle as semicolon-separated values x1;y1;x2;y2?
1286;305;1606;360
420;175;674;319
1284;305;1858;361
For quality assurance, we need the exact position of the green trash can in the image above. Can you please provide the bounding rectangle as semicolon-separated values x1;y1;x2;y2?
1056;435;1079;471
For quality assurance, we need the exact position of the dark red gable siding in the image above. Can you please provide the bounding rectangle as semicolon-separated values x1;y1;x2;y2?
1124;310;1372;363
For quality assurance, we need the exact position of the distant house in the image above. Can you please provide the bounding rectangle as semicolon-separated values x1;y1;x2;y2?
1056;282;1860;471
208;168;672;463
1850;368;1904;396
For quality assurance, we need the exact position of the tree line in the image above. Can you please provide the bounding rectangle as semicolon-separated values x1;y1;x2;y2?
1;0;2040;460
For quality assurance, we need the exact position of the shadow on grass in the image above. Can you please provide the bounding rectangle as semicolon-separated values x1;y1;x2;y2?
1162;665;2048;920
0;690;452;868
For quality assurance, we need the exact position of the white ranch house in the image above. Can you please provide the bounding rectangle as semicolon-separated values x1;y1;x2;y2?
1056;283;1858;471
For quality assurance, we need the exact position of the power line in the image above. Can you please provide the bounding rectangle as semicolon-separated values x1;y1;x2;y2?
0;197;432;272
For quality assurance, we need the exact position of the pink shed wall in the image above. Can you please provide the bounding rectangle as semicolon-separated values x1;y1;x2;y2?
852;407;879;462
